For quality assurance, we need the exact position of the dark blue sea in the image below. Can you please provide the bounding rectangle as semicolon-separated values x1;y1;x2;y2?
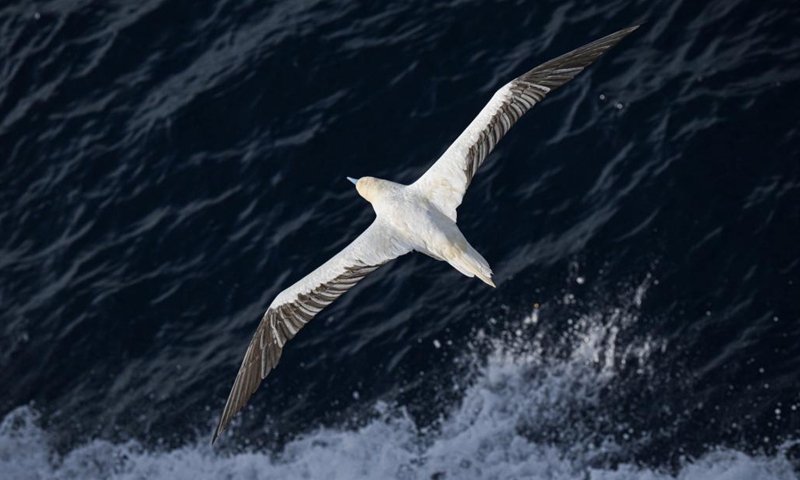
2;0;799;478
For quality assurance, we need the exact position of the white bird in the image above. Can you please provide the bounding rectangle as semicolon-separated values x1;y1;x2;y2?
212;25;640;444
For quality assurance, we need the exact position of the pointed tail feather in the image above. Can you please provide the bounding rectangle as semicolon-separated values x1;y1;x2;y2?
447;244;495;288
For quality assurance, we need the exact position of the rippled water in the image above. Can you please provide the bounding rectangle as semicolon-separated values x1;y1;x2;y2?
1;0;799;478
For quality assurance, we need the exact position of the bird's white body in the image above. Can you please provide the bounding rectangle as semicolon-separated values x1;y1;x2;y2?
357;177;494;286
213;25;640;444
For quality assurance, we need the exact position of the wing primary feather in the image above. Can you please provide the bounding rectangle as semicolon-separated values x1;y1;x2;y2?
413;25;640;221
212;223;411;445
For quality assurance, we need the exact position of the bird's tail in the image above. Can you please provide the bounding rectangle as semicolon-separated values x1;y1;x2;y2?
447;243;495;288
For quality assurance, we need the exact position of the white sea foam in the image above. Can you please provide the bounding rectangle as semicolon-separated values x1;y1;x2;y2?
2;282;797;480
1;379;796;480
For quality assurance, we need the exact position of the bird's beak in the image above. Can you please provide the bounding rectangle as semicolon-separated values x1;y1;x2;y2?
347;177;359;186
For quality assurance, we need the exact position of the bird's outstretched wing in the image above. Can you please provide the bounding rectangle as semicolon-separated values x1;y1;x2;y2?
212;220;411;444
412;25;640;221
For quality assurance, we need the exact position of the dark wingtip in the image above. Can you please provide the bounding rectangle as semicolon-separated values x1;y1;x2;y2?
517;23;643;93
599;24;643;44
590;24;643;48
211;417;225;446
616;23;645;39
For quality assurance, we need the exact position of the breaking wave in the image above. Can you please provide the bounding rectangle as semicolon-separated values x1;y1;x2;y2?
2;288;797;480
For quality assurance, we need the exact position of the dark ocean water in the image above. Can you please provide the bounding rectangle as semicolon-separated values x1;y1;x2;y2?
2;0;800;478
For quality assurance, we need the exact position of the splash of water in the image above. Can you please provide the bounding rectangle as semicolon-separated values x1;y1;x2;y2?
1;295;797;480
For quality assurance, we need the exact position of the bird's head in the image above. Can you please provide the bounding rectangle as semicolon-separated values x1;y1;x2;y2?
347;176;380;203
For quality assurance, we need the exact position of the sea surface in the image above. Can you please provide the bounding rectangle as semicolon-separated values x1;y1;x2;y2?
1;0;799;478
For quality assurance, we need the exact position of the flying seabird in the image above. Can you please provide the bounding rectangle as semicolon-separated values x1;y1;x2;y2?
212;25;640;444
